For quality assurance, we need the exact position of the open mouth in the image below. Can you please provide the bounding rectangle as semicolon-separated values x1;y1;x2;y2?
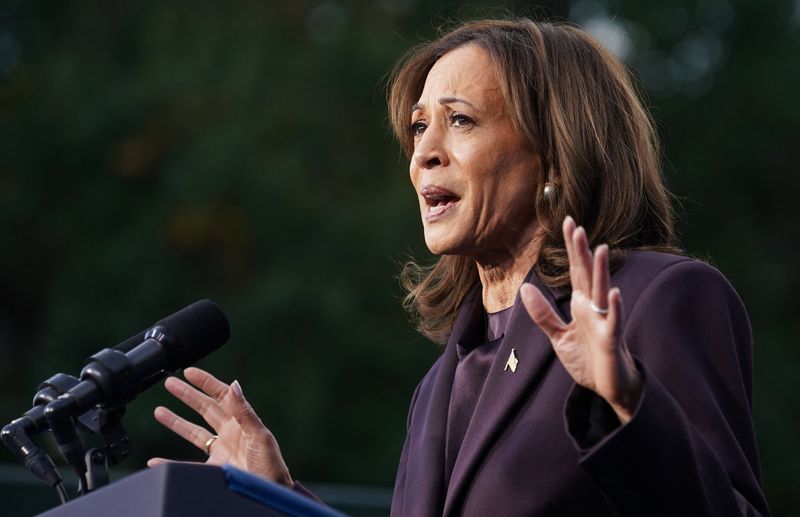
421;185;460;220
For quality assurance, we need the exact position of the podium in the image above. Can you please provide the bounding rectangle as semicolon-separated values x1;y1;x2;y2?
37;463;348;517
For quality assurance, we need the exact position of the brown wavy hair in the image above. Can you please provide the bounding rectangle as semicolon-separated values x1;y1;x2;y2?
388;18;680;344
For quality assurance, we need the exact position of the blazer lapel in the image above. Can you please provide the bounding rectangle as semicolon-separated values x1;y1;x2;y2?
443;271;569;516
400;288;483;516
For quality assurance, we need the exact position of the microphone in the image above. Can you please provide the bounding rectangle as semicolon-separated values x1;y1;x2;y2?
0;330;157;469
54;298;227;412
112;330;148;353
2;299;230;486
43;300;229;468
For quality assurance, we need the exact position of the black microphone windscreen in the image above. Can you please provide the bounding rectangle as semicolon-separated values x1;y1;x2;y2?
156;299;230;369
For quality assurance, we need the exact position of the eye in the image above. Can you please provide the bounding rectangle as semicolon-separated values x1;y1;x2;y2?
449;112;474;128
410;120;427;137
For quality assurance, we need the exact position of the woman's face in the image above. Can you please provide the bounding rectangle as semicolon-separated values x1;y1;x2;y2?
409;45;542;262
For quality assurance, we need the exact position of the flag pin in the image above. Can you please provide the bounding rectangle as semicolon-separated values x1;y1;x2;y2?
504;348;519;373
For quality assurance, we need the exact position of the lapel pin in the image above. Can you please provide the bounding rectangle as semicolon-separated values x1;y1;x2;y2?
504;348;519;373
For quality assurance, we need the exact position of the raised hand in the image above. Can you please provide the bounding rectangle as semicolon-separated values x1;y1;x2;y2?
521;216;642;423
147;367;293;487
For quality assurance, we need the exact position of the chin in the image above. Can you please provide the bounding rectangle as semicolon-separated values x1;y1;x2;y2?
423;229;467;256
423;238;444;255
423;232;448;255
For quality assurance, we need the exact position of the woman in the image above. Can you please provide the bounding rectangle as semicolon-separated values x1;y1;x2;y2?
148;19;770;516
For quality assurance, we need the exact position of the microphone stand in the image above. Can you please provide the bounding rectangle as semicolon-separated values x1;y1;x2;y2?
1;373;80;503
77;405;132;493
2;371;135;501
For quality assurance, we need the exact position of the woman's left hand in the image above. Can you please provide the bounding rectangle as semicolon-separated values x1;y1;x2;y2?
520;216;642;423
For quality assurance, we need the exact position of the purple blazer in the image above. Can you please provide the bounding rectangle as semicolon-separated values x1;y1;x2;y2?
391;252;770;517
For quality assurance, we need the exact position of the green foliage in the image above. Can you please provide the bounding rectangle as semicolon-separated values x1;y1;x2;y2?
0;0;797;514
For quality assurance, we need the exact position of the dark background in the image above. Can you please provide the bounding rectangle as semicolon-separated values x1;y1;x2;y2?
1;0;797;515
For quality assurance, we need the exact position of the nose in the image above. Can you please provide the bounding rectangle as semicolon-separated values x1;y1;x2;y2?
412;124;449;170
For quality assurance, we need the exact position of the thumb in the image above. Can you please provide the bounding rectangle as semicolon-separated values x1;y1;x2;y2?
520;283;567;339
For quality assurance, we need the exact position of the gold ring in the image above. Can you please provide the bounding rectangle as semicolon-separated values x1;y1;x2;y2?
204;435;218;455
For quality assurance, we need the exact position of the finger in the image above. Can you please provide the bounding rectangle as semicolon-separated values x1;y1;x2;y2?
571;226;594;295
147;458;203;468
562;216;584;295
147;457;171;468
591;244;610;311
562;216;577;267
520;283;567;340
184;367;231;402
153;406;215;452
606;287;623;340
224;380;269;436
164;377;226;430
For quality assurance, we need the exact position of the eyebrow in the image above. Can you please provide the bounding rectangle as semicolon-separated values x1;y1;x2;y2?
411;97;477;113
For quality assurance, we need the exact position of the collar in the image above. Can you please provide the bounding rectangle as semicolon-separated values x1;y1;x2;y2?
449;265;569;348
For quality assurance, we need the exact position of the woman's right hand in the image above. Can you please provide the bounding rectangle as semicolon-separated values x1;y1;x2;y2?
147;367;293;488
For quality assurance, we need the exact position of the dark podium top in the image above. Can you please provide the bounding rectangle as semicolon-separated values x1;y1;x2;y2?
38;463;347;517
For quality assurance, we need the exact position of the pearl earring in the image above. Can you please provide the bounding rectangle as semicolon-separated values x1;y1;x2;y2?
543;182;557;200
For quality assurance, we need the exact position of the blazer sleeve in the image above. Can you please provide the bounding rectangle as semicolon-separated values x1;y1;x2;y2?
564;260;771;517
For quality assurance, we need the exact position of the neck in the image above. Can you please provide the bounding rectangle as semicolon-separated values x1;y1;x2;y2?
475;233;541;313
